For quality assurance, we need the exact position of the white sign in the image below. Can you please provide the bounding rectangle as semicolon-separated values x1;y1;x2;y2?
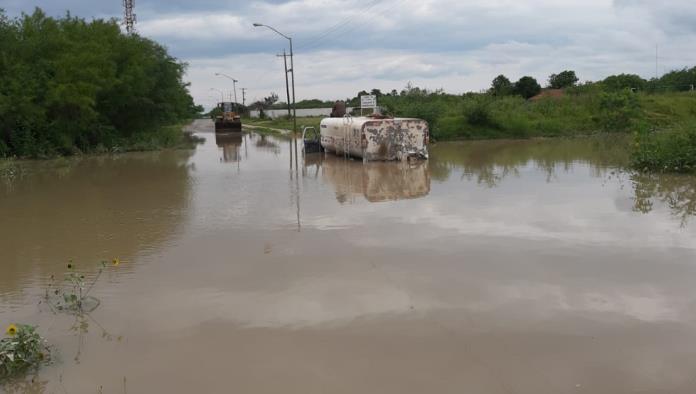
361;95;377;108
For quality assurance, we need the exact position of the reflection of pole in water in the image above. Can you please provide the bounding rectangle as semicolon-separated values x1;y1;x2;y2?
294;135;301;231
295;163;301;232
289;138;293;178
286;135;301;231
294;136;299;176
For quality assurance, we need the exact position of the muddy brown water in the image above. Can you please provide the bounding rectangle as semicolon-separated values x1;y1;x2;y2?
2;119;696;393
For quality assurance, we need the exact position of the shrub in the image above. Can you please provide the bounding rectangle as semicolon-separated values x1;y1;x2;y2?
0;324;49;380
463;98;498;128
597;91;641;131
632;124;696;172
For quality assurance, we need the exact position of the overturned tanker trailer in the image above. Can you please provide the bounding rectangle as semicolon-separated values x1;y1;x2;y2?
320;116;429;161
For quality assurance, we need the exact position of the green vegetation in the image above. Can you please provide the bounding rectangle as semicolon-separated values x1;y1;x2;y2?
548;70;579;89
245;116;323;134
249;69;695;173
45;260;118;313
632;124;696;173
362;70;695;172
0;9;203;158
1;324;49;380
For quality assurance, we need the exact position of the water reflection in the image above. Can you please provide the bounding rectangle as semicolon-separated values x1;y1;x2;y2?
632;172;696;226
0;150;193;298
429;136;630;186
306;154;431;203
214;132;243;163
253;134;281;155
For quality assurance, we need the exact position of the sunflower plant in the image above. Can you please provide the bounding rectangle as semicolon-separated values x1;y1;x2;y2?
45;259;121;314
0;324;49;380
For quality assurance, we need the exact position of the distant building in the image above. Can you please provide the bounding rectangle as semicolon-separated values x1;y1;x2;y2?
250;107;354;119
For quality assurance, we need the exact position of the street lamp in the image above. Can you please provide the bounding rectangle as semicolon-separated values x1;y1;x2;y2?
253;22;296;135
214;73;238;107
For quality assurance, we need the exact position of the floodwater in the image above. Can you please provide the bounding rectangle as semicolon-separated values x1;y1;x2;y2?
2;119;696;393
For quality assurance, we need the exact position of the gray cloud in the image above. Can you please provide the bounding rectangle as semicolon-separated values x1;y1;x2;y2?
6;0;696;106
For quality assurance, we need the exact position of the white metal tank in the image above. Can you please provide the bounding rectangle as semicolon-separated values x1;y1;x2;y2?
320;116;429;161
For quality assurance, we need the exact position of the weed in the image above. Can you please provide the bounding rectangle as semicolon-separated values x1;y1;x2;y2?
0;325;50;380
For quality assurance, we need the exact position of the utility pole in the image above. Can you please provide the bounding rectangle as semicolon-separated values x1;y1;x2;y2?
277;51;292;118
289;38;296;136
655;44;659;80
253;23;297;135
232;79;238;108
123;0;136;35
241;88;247;107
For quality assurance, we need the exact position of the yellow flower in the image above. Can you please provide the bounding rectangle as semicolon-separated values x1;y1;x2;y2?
6;324;17;337
112;258;120;267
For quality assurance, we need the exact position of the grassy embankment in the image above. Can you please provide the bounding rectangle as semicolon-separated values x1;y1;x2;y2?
244;116;323;135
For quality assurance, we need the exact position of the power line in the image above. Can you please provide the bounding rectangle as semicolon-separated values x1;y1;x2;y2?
297;0;410;54
295;0;383;51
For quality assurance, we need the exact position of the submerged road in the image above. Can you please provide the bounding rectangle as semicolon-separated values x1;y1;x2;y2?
2;120;696;393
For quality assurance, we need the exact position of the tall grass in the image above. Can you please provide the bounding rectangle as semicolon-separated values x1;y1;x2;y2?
632;122;696;173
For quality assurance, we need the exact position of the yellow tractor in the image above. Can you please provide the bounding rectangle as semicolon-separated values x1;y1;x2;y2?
214;102;241;132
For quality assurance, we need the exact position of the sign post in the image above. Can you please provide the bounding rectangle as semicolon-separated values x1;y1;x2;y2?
360;95;377;116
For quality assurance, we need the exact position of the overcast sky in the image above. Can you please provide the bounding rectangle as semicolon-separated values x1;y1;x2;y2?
4;0;696;108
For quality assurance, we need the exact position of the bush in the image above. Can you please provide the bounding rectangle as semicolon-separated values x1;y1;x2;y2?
597;91;641;131
463;98;498;128
1;324;49;380
632;125;696;172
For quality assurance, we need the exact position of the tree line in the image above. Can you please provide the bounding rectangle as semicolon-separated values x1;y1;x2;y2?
0;9;203;157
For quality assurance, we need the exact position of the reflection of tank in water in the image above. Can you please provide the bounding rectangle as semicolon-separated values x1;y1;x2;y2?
215;132;243;162
311;155;431;203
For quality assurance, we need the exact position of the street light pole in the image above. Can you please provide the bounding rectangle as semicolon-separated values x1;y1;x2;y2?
214;72;239;109
253;23;297;135
277;50;292;118
289;36;296;136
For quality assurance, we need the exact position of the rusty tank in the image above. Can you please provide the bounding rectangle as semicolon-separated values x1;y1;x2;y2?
319;116;429;161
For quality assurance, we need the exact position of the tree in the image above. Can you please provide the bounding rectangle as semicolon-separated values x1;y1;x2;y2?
602;74;647;91
370;88;383;97
513;76;542;99
548;70;579;89
263;93;279;107
490;75;513;96
0;9;200;157
658;67;696;92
